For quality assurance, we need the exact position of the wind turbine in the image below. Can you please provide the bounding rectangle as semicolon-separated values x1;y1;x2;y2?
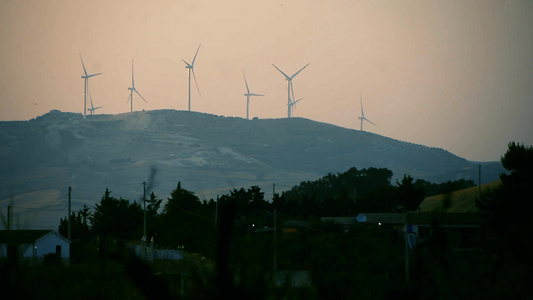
182;44;201;111
272;63;310;118
358;93;376;131
87;86;102;115
243;71;264;119
127;60;147;112
288;97;303;117
80;54;101;119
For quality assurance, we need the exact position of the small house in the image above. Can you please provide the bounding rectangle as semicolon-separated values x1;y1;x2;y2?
0;230;70;265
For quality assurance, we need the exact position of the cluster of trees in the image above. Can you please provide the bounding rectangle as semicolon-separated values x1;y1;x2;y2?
58;166;475;261
278;167;473;217
8;142;530;298
476;142;533;281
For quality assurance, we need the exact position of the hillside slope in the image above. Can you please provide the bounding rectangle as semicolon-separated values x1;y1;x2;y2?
0;109;504;229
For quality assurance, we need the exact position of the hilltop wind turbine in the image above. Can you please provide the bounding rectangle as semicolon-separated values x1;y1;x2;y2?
87;86;102;115
358;93;376;131
182;44;201;111
288;97;303;117
272;63;310;118
80;54;101;119
127;60;147;112
243;71;264;119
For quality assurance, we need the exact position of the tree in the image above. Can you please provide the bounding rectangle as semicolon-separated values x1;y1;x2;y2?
90;188;143;240
164;182;201;214
477;142;533;264
58;204;91;241
145;192;162;237
282;167;395;217
396;174;425;211
500;141;533;191
158;183;216;255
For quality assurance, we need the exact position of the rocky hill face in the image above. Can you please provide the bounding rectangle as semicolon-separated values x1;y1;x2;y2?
0;109;503;229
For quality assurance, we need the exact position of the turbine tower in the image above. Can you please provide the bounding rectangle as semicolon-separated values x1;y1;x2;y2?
87;86;102;115
243;71;264;119
182;44;201;111
358;93;376;131
272;63;310;118
288;97;303;117
127;60;147;112
80;54;101;119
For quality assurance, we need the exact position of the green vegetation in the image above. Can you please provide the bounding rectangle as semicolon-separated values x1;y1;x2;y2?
3;142;532;298
476;142;533;290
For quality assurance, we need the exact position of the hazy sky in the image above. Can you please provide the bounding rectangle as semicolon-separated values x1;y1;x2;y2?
1;0;532;161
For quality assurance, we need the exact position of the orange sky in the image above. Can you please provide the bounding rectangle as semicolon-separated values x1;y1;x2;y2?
1;0;532;161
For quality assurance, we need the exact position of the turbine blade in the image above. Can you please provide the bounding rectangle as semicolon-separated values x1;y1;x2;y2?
360;93;364;117
89;88;94;109
131;59;135;87
243;71;251;94
80;53;88;76
365;118;377;126
291;98;302;111
182;59;192;68
135;89;148;103
272;64;290;79
192;68;201;96
127;93;131;103
87;72;102;78
94;106;102;110
251;93;264;97
291;63;310;79
191;44;201;66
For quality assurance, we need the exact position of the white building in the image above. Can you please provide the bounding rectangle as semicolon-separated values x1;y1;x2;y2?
0;230;70;265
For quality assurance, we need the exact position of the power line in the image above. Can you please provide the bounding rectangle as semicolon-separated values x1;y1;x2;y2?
8;206;66;212
164;201;213;221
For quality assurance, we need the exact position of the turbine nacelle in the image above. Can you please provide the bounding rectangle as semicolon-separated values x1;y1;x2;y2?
81;73;101;79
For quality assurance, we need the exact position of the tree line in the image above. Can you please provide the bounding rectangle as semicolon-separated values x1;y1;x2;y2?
58;166;474;261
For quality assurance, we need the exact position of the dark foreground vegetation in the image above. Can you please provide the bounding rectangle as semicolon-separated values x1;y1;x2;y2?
2;142;532;299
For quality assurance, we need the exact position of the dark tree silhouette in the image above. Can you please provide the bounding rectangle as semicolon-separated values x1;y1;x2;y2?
396;174;425;211
164;182;201;214
58;204;91;241
158;182;216;255
90;188;143;240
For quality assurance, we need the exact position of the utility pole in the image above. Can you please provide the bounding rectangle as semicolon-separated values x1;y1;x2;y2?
478;164;482;195
68;187;72;241
215;195;219;226
404;228;409;282
7;205;11;231
274;209;277;272
273;183;276;197
142;181;147;260
143;181;146;237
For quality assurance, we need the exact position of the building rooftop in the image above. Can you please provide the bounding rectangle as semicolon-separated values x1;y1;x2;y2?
0;230;54;244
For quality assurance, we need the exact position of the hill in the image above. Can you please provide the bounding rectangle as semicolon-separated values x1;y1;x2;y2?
0;109;504;229
418;180;502;213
